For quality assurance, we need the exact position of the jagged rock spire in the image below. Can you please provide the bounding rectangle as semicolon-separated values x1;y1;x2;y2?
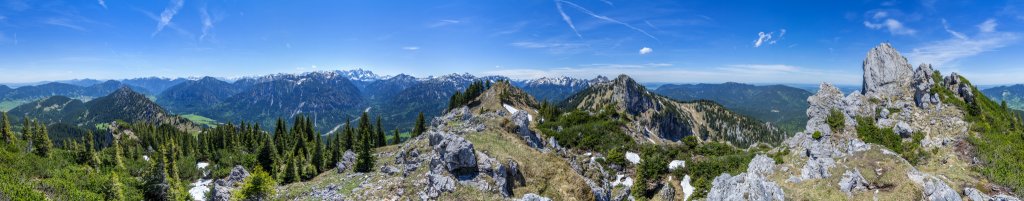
862;43;914;98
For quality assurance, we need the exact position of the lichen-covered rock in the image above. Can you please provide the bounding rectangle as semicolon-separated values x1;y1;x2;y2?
964;187;1022;201
862;43;914;98
838;169;869;196
217;165;249;187
908;170;962;201
799;157;835;180
895;121;914;138
707;155;784;201
380;165;399;175
913;64;939;108
519;193;553;201
420;171;456;200
513;111;544;149
657;182;675;201
336;150;357;173
429;131;478;175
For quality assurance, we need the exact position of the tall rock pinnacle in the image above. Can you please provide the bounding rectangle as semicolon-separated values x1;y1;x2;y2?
862;43;914;98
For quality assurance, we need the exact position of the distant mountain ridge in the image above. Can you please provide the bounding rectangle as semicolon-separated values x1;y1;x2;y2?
982;84;1024;111
563;75;785;147
654;82;812;134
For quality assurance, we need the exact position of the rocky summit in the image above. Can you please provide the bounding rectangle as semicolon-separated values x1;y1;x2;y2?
862;43;915;99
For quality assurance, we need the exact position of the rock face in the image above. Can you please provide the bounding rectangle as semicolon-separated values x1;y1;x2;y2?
429;131;478;176
908;170;962;201
337;150;356;173
707;155;785;201
657;182;675;201
964;187;1022;201
862;43;914;98
912;64;941;108
421;168;456;200
519;193;553;201
217;165;250;187
513;111;544;149
838;169;869;196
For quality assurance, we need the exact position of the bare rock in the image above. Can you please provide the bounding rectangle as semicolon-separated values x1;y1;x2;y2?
658;182;675;201
217;165;249;187
913;64;938;108
839;169;869;196
862;43;914;98
337;150;356;173
519;193;553;201
420;172;456;200
895;121;914;138
964;187;1021;201
707;155;785;201
429;131;478;176
799;157;835;181
513;111;544;149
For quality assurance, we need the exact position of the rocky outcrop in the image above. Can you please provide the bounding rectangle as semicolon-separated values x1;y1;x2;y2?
799;154;836;181
519;193;553;201
513;111;544;149
944;73;976;104
838;169;869;196
657;182;675;201
912;64;941;108
337;150;356;173
429;131;478;176
964;187;1022;201
707;155;785;201
420;167;457;200
862;43;914;98
908;170;962;201
217;165;250;187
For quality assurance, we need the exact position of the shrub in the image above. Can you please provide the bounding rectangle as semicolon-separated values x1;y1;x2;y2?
827;109;845;132
234;167;276;201
812;131;822;140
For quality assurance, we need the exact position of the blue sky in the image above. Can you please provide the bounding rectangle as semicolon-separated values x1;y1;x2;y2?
1;0;1023;85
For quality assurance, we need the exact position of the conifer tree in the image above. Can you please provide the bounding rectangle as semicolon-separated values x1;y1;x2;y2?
355;112;374;172
21;117;32;144
284;157;298;184
274;118;288;156
1;112;12;144
330;130;342;166
33;121;51;157
257;137;278;177
79;131;101;168
413;112;426;137
392;128;401;145
108;172;125;201
234;167;276;200
375;117;385;147
312;132;325;172
114;137;125;169
343;119;353;151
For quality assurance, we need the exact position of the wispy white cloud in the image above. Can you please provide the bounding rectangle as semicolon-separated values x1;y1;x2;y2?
941;19;967;40
599;0;613;6
153;0;185;37
402;46;420;51
98;0;107;9
199;6;214;41
977;18;997;33
554;0;657;40
511;41;587;54
554;0;582;39
864;18;916;35
639;47;652;55
44;18;86;31
753;29;785;47
482;63;858;84
428;19;460;28
908;32;1017;67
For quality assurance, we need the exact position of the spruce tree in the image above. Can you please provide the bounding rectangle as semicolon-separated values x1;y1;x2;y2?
114;137;125;169
79;131;101;168
234;167;276;200
21;117;32;146
257;137;278;177
33;121;51;157
312;132;325;172
413;112;426;137
375;117;385;147
330;131;342;167
1;112;12;144
274;118;288;156
108;172;125;201
355;112;374;172
343;119;353;151
284;157;298;184
392;128;401;145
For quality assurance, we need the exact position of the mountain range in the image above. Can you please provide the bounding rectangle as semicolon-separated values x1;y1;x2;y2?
654;82;813;134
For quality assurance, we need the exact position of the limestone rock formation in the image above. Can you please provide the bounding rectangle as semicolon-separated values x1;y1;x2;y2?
838;169;869;196
862;43;914;98
512;111;544;149
429;131;478;176
707;155;785;201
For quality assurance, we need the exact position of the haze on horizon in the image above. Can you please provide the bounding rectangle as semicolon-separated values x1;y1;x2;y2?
1;0;1023;85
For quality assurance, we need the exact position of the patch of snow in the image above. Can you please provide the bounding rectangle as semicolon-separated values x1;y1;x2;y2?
364;107;372;113
590;156;605;164
189;179;212;201
503;104;533;121
625;152;641;164
668;160;686;170
611;174;634;187
583;152;592;156
197;162;209;169
142;155;150;161
681;175;695;201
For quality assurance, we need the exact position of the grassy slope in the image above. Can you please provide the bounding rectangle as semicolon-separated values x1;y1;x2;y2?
181;114;218;127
